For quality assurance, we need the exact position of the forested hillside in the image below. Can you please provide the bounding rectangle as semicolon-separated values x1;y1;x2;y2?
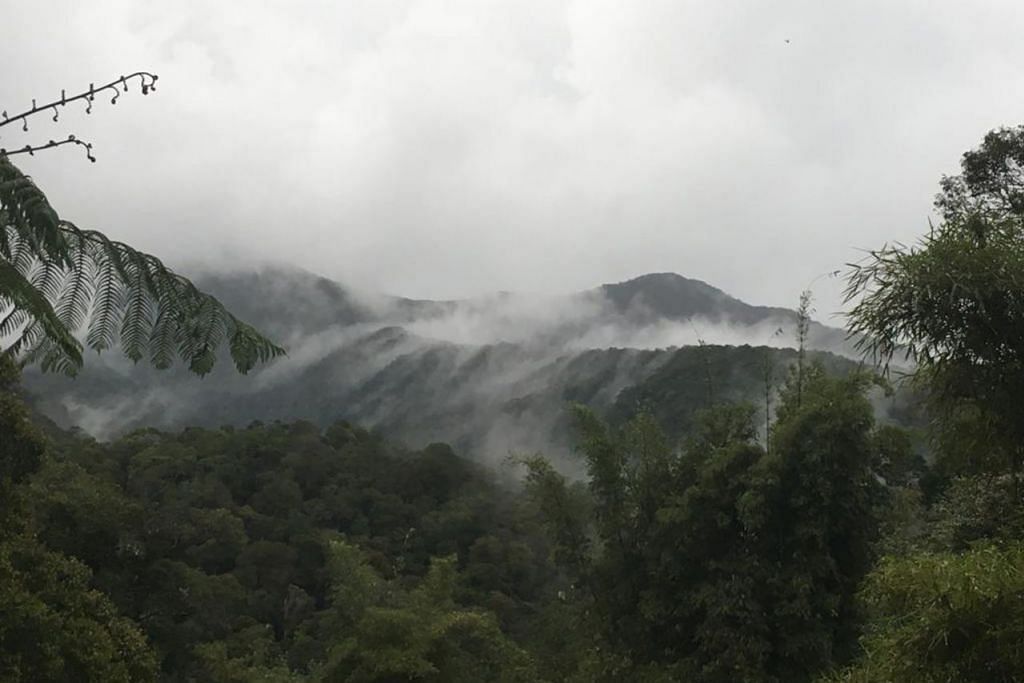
24;334;878;465
23;269;869;463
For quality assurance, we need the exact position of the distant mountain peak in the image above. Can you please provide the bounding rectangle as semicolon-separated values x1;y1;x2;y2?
609;271;717;287
599;271;750;323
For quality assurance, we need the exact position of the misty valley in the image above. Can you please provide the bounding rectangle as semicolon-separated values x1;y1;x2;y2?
24;269;869;464
5;8;1024;681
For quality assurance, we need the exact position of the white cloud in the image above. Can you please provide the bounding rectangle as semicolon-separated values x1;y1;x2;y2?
4;1;1024;314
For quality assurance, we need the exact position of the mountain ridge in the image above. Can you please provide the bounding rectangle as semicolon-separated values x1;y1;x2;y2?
194;265;851;350
21;265;874;463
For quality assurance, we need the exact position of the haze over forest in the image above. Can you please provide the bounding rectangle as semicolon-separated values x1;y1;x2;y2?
24;266;875;465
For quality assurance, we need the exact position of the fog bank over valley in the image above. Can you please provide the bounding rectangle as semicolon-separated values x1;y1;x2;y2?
23;265;885;467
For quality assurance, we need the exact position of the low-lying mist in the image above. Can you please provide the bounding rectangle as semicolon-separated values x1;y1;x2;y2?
24;266;868;469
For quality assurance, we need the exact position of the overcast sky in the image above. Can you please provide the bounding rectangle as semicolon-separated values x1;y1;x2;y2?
4;1;1024;319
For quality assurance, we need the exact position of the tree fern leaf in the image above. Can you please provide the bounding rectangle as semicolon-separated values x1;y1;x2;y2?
118;259;155;362
148;306;180;369
85;254;126;352
5;321;36;357
54;229;95;330
0;221;12;261
2;158;283;374
11;238;38;277
0;307;30;338
29;257;68;303
226;315;286;374
0;259;81;371
0;157;70;266
24;336;78;375
182;296;226;376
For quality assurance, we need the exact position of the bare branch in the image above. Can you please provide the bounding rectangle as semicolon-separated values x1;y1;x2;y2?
1;136;96;163
0;72;158;138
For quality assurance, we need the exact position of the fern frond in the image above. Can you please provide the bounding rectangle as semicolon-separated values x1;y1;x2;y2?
54;230;95;330
148;304;180;369
0;157;71;266
11;236;38;277
182;296;224;376
22;335;81;375
0;220;12;260
226;315;285;374
1;156;283;375
0;306;30;338
118;254;156;362
6;320;40;356
85;250;126;352
0;259;81;367
29;257;68;303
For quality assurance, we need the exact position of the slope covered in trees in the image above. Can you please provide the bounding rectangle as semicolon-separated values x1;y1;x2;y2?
1;353;925;681
25;331;883;463
22;267;879;465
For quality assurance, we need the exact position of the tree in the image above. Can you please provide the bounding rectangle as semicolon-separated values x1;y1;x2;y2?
0;73;283;375
846;125;1024;488
0;354;157;681
826;544;1024;683
794;289;813;407
836;125;1024;683
0;534;158;682
935;126;1024;221
521;375;886;681
318;540;538;682
749;367;883;674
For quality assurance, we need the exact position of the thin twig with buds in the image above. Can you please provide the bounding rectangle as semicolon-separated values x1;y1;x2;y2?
0;136;96;162
0;72;158;131
0;71;158;162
